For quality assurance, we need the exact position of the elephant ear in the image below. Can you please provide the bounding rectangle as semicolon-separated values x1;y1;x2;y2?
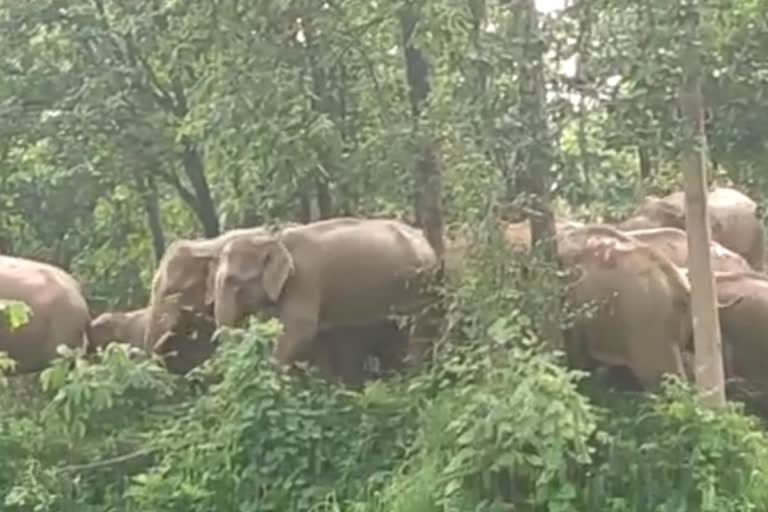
263;241;294;302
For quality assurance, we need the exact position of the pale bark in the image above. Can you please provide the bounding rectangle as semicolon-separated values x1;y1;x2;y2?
679;1;726;407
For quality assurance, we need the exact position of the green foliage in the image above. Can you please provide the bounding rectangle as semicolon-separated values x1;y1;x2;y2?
0;300;31;332
2;0;768;510
124;319;419;511
583;378;768;512
2;289;768;511
365;345;597;512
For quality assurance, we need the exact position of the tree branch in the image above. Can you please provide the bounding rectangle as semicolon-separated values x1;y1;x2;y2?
56;448;157;473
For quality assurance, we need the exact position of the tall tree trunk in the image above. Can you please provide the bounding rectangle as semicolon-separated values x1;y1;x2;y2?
302;7;337;220
574;0;592;187
136;173;166;263
679;0;725;407
180;137;220;237
399;2;445;259
515;0;564;350
315;175;333;219
638;144;652;179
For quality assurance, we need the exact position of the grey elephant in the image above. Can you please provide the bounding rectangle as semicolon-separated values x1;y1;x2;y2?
624;227;751;273
557;224;693;389
0;255;92;373
211;217;440;367
90;307;149;350
92;302;217;374
618;187;765;270
503;216;585;251
712;271;768;414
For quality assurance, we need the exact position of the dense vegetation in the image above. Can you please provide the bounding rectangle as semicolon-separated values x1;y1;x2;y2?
3;0;768;510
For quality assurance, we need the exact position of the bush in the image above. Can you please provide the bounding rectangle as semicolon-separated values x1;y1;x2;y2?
2;300;768;511
115;319;417;512
583;377;768;512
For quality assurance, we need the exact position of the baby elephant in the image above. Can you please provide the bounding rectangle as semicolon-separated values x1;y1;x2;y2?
90;307;150;351
90;304;216;374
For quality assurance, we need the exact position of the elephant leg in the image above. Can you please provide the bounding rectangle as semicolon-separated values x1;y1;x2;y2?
272;300;320;366
304;335;338;383
629;341;686;390
369;321;408;375
332;338;367;390
563;326;593;372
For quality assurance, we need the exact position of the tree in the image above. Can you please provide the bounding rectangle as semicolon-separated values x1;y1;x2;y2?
398;1;445;259
513;0;565;350
679;0;725;407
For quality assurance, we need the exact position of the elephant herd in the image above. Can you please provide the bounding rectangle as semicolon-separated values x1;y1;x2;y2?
2;187;768;409
0;218;440;387
536;186;768;411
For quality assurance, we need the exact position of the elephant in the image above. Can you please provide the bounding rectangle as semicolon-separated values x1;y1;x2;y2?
556;224;693;389
618;187;765;270
624;227;751;273
0;255;92;373
211;216;440;368
143;224;300;351
90;302;218;374
712;271;768;414
90;307;149;350
503;217;585;251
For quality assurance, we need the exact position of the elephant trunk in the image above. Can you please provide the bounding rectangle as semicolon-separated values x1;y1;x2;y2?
144;295;183;351
213;288;241;327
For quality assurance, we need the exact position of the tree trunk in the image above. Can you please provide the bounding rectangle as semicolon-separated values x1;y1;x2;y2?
180;137;220;237
574;0;592;187
302;7;337;221
399;2;445;259
516;0;564;351
679;0;725;407
315;176;333;219
638;145;652;179
136;173;166;263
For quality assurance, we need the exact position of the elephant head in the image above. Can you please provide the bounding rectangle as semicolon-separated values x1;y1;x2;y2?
143;226;282;349
212;234;295;327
